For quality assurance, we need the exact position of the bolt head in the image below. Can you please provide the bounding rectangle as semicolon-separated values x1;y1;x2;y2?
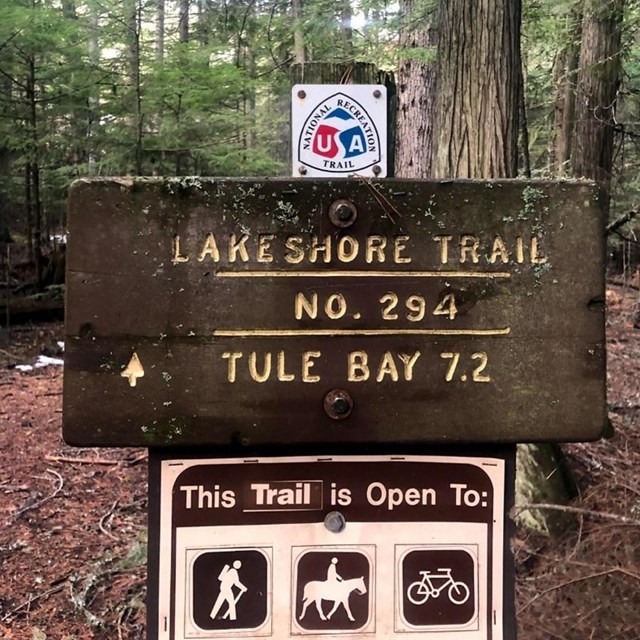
373;89;382;98
372;164;382;176
331;397;350;415
298;165;308;175
298;90;306;99
324;511;346;533
328;199;358;228
335;203;352;221
324;389;354;420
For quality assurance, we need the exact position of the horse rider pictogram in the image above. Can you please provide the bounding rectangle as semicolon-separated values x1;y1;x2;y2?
299;558;366;622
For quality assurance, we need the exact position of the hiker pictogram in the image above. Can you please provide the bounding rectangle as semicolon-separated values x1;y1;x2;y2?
294;549;373;632
210;560;247;621
190;548;270;632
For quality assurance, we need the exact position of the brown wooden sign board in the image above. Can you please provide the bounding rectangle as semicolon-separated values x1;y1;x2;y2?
63;178;606;447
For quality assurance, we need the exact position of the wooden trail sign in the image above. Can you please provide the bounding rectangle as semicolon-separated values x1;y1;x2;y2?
63;178;606;447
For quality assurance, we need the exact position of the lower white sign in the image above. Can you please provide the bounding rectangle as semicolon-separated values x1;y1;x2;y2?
153;455;507;639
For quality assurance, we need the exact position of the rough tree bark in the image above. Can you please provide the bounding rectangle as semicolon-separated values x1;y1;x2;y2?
27;55;43;290
156;0;165;61
396;0;436;178
551;5;582;174
573;0;625;213
179;0;189;43
433;0;520;178
431;0;574;534
125;0;143;175
340;0;354;60
291;0;307;64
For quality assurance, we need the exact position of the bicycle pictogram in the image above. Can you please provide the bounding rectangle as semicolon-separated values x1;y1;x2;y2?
407;567;470;606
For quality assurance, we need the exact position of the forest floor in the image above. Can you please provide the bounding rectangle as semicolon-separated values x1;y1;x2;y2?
0;282;639;639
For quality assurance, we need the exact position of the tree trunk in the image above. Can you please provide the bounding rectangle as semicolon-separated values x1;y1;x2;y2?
516;445;577;534
340;0;354;60
431;0;574;534
156;0;165;61
24;164;33;265
245;47;257;150
518;61;531;178
573;0;625;213
126;0;143;175
62;1;76;20
291;0;307;64
551;5;582;174
179;0;189;43
433;0;521;178
395;0;436;178
27;56;43;290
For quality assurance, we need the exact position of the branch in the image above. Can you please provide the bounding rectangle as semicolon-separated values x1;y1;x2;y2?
513;502;640;526
606;209;638;235
0;583;65;622
518;567;640;614
8;468;64;522
99;499;119;541
0;66;27;91
45;454;119;465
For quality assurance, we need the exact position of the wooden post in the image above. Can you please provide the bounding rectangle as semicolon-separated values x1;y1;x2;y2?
290;62;396;176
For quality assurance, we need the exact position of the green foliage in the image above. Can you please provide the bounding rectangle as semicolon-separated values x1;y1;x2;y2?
0;0;638;249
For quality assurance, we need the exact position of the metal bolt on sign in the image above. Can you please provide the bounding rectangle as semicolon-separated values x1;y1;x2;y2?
324;510;347;533
328;199;358;228
324;389;353;420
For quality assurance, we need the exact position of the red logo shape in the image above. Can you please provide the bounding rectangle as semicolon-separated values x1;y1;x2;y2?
312;125;339;158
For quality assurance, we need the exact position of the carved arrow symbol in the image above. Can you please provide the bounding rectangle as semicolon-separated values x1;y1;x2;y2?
121;352;144;387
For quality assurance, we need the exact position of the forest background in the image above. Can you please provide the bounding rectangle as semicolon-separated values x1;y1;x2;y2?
0;1;639;638
0;0;638;279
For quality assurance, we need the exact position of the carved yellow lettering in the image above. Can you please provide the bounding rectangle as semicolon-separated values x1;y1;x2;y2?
459;235;479;263
489;235;509;264
348;351;369;381
366;236;387;263
277;351;295;381
326;293;347;319
398;351;421;381
222;352;242;382
295;292;317;320
302;351;321;382
198;233;220;262
249;352;271;382
172;234;189;264
434;235;453;264
284;236;304;264
376;352;399;382
337;236;359;262
229;233;250;262
516;236;525;263
257;234;275;263
309;235;331;263
531;237;548;264
394;235;412;264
